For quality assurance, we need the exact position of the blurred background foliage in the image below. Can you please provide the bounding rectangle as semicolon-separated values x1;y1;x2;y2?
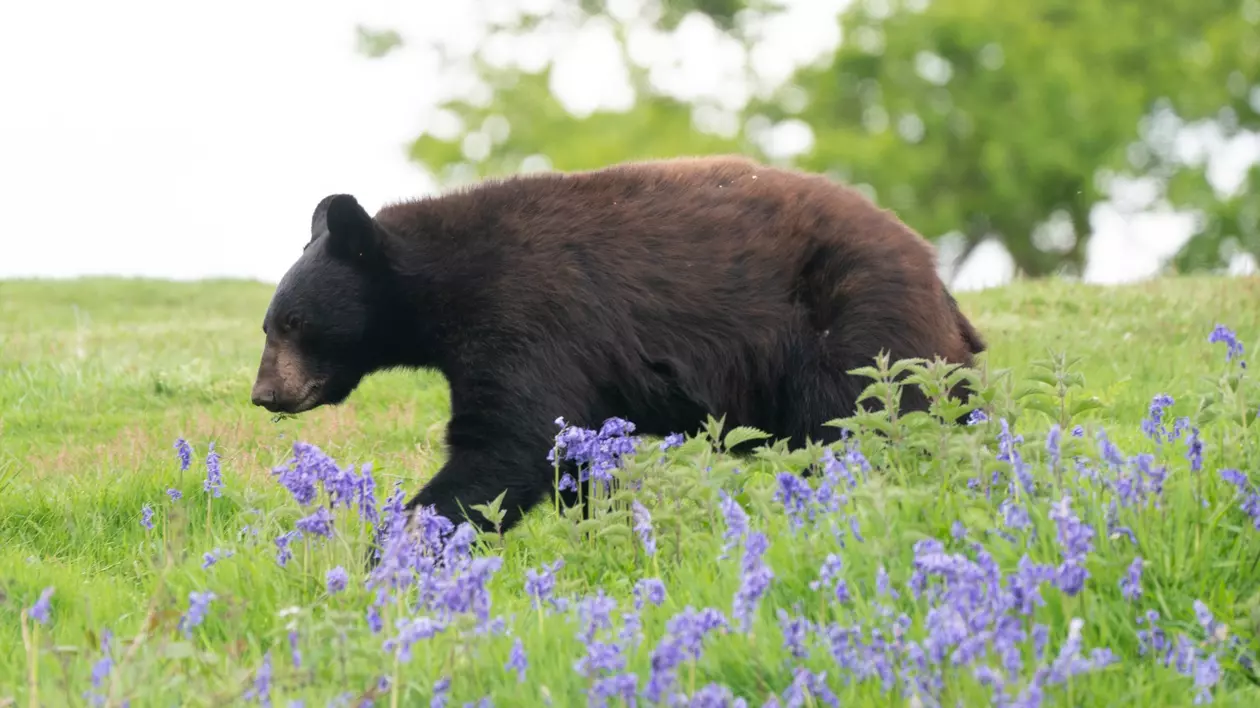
357;0;1260;283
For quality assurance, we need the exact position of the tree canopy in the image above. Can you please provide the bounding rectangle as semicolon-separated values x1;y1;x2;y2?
359;0;1260;279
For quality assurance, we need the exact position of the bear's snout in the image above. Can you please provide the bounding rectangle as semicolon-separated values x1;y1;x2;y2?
250;381;279;410
250;339;324;414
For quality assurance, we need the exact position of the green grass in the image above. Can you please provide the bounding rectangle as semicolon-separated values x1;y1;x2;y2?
1;274;1259;707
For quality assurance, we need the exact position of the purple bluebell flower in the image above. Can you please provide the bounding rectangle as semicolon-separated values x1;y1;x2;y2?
1208;323;1246;367
590;674;639;706
1220;468;1260;529
687;683;748;707
783;667;840;707
204;442;223;498
269;441;354;510
645;607;730;703
997;419;1034;495
848;515;865;543
1141;393;1175;444
967;409;988;425
718;490;748;561
274;455;318;506
384;617;447;663
950;520;968;540
288;629;301;669
732;532;773;631
1032;623;1050;660
295;506;335;538
431;677;451;708
1173;634;1198;674
202;547;233;569
1170;415;1191;441
620;608;644;648
1194;652;1222;703
574;639;627;679
434;556;504;627
634;578;666;611
1096;429;1126;470
166;488;183;501
179;590;216;636
1043;618;1115;686
668;607;732;657
821;445;859;492
28;586;54;624
660;433;685;450
1046;423;1062;471
549;417;641;489
506;637;527;682
1193;600;1219;637
322;462;362;513
84;628;113;706
576;589;618;645
1185;426;1203;473
632;500;657;556
524;559;565;613
572;591;632;703
1106;499;1138;546
326;566;349;594
174;437;192;471
1120;557;1143;602
442;522;478;567
376;480;406;537
1000;499;1030;532
1055;561;1089;597
875;565;899;600
1136;610;1170;659
842;442;871;479
971;664;1005;704
242;650;272;706
1221;468;1248;488
777;608;812;660
1048;495;1094;596
1071;424;1084;437
140;503;154;530
275;530;300;568
810;553;849;604
774;472;815;530
357;462;379;526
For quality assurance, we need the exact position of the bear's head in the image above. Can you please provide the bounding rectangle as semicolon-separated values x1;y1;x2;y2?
250;193;396;415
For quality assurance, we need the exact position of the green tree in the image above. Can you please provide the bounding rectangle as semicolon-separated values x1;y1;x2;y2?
362;0;1260;278
784;0;1260;277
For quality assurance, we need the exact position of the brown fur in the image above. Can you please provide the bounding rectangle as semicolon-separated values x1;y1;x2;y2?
376;155;981;429
253;154;985;535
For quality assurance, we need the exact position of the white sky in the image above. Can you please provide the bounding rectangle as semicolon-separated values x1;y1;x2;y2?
0;0;1254;290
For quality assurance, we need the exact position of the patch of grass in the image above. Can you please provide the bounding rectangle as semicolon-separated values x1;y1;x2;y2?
1;274;1259;707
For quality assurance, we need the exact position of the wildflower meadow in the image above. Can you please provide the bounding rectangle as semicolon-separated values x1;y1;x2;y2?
2;276;1259;707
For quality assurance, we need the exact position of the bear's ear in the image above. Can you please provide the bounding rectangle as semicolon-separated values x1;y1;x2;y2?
309;193;379;261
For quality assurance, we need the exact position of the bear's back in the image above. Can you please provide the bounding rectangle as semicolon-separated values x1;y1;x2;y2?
374;155;955;364
382;155;936;282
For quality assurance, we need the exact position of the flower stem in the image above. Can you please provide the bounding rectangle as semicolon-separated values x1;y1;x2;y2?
22;613;38;708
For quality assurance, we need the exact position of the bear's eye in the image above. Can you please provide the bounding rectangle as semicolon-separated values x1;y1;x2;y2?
284;313;302;333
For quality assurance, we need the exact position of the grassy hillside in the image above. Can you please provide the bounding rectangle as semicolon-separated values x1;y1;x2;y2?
1;274;1258;706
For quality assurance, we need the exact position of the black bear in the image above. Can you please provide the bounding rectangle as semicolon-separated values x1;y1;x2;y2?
250;155;985;534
